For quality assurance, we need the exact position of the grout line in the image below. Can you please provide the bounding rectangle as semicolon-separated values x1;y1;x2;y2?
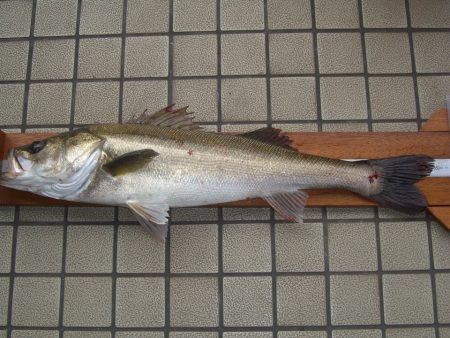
1;71;450;86
216;0;223;132
111;208;119;337
19;0;37;134
357;0;373;131
6;207;20;338
167;0;175;105
270;209;278;338
374;208;386;338
68;0;83;131
1;27;450;42
217;207;224;338
263;0;272;127
404;0;423;130
57;207;69;338
322;208;332;338
117;0;128;124
426;213;440;337
310;0;323;132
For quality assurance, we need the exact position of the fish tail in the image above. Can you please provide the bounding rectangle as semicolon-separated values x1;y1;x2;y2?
365;155;434;214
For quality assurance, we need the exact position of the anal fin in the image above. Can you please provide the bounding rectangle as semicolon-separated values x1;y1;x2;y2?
263;190;308;223
127;200;170;242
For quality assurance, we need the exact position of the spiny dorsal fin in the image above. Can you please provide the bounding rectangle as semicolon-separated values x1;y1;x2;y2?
103;149;159;177
240;127;296;151
127;105;202;130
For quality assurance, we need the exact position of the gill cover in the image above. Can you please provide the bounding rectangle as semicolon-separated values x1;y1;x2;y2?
0;129;105;200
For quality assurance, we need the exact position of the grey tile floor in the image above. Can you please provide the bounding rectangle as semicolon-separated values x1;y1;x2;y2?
0;0;450;337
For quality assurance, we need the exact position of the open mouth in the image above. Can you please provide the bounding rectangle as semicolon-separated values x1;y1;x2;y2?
0;150;23;180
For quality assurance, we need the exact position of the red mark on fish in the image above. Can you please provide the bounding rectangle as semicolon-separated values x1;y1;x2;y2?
165;104;175;113
187;149;194;156
368;172;379;184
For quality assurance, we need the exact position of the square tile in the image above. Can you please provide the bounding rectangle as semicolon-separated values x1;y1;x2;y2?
0;332;4;338
0;84;24;126
378;207;426;219
330;275;380;325
383;274;434;324
80;0;122;35
63;277;112;326
171;334;216;338
372;122;418;132
369;77;416;119
15;226;63;273
173;35;217;76
223;334;270;338
170;224;218;273
223;223;271;272
431;221;450;269
116;278;165;327
221;78;267;122
322;122;368;132
409;0;450;28
66;225;114;273
170;277;218;327
68;207;115;221
269;33;314;74
31;39;75;79
223;277;272;326
275;223;324;272
117;225;165;273
117;333;164;338
170;208;218;222
271;77;317;121
0;41;29;80
318;33;363;74
20;207;65;222
125;36;169;77
223;208;270;221
436;273;450;323
279;333;327;338
122;80;168;122
326;208;375;219
365;33;411;73
413;33;450;73
0;227;13;273
320;77;368;120
0;278;8;326
12;331;59;338
126;0;169;33
78;38;122;78
221;0;264;30
221;34;265;75
75;82;119;124
35;0;78;36
333;330;382;338
417;76;450;119
277;276;326;326
12;277;60;326
441;328;450;338
27;83;72;124
0;1;32;38
315;0;359;28
379;221;429;270
173;79;217;122
267;0;311;29
386;328;436;338
174;0;216;32
328;222;378;271
361;0;406;28
64;333;111;338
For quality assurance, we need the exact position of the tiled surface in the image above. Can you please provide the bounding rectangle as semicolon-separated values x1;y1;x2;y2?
1;0;449;337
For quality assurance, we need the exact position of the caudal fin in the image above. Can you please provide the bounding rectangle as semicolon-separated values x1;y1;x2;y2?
368;155;434;214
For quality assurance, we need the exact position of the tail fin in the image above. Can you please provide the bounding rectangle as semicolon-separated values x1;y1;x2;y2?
368;155;434;214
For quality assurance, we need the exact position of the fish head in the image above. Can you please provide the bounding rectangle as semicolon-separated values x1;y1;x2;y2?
1;129;105;198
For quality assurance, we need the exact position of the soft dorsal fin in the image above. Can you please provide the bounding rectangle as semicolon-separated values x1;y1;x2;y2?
240;127;296;150
127;105;202;130
103;149;158;177
127;200;169;242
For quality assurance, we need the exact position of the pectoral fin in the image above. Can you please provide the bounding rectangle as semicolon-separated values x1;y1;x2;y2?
103;149;158;177
127;200;170;242
263;190;308;222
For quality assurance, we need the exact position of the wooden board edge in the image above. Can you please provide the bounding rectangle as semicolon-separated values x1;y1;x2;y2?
427;207;450;231
421;108;449;132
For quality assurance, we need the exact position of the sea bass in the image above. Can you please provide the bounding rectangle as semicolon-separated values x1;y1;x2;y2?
0;106;434;241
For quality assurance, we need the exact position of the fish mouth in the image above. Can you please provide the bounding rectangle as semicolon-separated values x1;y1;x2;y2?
0;150;24;181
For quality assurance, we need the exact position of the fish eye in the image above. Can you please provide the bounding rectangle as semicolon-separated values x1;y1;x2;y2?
28;140;47;154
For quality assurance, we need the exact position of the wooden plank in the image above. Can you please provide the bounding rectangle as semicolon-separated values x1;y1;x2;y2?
428;207;450;231
0;117;449;208
421;109;449;132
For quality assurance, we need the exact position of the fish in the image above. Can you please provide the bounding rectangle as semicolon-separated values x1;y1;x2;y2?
0;106;435;241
